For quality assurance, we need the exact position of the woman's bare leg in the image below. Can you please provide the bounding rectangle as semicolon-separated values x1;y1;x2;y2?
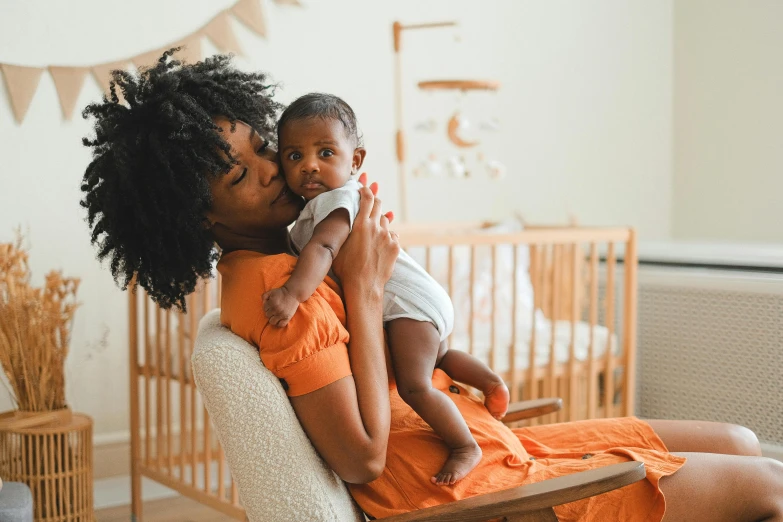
647;419;762;456
387;318;482;486
660;452;783;521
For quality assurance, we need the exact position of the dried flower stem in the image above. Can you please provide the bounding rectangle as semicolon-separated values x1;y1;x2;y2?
0;233;79;412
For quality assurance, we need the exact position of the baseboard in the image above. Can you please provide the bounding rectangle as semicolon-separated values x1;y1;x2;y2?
95;461;233;510
94;475;178;510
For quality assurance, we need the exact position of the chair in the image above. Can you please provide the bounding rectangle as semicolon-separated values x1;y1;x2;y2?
192;310;645;522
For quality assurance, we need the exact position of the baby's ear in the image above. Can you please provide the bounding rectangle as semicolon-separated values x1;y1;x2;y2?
352;147;367;174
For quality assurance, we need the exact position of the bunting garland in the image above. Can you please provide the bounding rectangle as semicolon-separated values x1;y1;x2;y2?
0;0;294;124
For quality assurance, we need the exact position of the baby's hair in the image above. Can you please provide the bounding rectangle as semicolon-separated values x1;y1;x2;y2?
277;92;363;147
81;49;282;311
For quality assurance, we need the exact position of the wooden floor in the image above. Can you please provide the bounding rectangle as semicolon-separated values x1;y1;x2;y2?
96;496;238;522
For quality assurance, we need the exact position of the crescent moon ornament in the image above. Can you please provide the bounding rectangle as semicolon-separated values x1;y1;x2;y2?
447;112;479;148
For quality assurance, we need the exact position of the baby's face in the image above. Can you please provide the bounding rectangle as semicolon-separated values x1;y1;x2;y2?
279;117;363;201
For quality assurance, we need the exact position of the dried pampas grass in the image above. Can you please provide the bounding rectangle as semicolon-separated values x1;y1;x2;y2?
0;234;79;412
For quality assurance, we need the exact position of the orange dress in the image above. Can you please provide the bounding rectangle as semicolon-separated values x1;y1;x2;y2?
218;250;686;522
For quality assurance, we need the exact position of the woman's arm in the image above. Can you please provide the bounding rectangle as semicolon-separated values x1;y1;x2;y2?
290;185;399;483
263;209;351;327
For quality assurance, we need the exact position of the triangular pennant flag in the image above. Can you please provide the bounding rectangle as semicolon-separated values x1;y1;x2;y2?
91;61;129;104
203;12;243;55
174;37;203;64
91;60;129;92
0;63;44;123
48;66;89;120
132;47;167;69
231;0;267;37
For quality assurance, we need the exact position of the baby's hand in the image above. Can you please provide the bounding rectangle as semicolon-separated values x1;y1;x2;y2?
262;286;300;327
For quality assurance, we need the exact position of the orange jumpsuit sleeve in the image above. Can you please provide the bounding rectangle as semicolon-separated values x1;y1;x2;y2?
257;282;352;397
218;251;353;398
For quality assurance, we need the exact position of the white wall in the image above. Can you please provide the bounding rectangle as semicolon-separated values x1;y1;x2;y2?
673;0;783;242
0;0;673;438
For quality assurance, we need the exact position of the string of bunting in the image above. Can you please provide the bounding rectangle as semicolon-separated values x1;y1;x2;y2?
0;0;301;124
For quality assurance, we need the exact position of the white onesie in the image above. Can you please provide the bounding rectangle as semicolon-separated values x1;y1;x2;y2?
289;179;454;341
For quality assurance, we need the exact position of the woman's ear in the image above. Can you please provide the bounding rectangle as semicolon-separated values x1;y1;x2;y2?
351;148;367;174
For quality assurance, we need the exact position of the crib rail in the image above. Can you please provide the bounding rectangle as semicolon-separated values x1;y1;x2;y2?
127;225;637;520
128;277;243;521
397;225;638;425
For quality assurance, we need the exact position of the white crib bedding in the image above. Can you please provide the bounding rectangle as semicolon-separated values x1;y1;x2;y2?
448;311;619;374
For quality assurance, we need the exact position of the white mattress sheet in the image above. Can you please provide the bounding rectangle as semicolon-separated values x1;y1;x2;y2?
449;310;619;373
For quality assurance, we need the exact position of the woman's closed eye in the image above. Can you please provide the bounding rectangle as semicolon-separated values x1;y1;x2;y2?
256;139;270;155
232;168;247;186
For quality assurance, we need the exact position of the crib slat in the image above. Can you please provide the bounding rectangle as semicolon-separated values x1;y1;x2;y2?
203;280;213;493
217;271;223;306
231;477;239;505
604;243;617;418
165;309;173;474
528;245;544;425
156;306;164;469
129;286;142;518
588;242;599;419
144;295;151;467
489;244;497;372
190;293;198;486
568;243;579;422
469;246;476;357
509;244;519;403
548;245;561;397
623;230;638;416
448;246;455;347
218;445;226;500
179;308;187;481
204;406;212;493
549;245;560;413
203;278;211;317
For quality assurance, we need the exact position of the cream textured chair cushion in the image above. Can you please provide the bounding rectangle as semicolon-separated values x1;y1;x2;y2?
192;310;365;522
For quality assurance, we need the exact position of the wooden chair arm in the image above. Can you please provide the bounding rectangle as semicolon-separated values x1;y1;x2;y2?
378;461;645;522
502;398;563;424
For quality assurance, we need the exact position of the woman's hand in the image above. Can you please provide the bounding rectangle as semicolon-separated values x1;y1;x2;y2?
333;174;399;293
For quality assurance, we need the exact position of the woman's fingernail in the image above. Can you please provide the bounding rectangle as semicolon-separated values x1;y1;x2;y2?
387;211;395;222
370;182;379;195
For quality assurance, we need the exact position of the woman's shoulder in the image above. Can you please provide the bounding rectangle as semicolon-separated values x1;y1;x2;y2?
217;250;296;275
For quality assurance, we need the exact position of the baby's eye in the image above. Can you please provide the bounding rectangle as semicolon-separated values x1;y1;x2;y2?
287;151;301;161
320;149;334;158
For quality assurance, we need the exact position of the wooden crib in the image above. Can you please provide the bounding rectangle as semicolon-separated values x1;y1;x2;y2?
126;224;638;520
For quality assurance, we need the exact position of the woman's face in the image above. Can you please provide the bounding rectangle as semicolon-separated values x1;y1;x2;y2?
206;119;303;241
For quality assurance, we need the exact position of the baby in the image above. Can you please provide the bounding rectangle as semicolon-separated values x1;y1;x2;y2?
263;93;510;485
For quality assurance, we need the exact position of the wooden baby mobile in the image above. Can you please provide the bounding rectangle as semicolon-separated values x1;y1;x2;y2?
393;20;505;221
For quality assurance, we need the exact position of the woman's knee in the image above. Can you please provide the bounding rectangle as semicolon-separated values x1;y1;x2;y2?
649;419;763;456
721;424;762;457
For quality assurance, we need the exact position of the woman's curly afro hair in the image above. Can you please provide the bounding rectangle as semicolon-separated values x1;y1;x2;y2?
81;49;282;311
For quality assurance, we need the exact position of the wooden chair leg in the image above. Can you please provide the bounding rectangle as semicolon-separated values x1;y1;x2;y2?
505;507;558;521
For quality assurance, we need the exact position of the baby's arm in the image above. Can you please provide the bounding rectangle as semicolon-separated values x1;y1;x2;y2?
263;209;352;327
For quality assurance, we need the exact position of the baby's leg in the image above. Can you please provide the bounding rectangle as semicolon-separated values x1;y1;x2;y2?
437;346;510;420
387;318;482;486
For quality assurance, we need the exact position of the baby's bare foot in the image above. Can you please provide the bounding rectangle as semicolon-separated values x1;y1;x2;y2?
484;380;510;419
430;443;482;486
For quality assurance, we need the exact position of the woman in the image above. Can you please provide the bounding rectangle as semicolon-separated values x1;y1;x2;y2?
81;51;783;521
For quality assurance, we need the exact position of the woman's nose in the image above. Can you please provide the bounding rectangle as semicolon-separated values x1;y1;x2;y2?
257;159;279;186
